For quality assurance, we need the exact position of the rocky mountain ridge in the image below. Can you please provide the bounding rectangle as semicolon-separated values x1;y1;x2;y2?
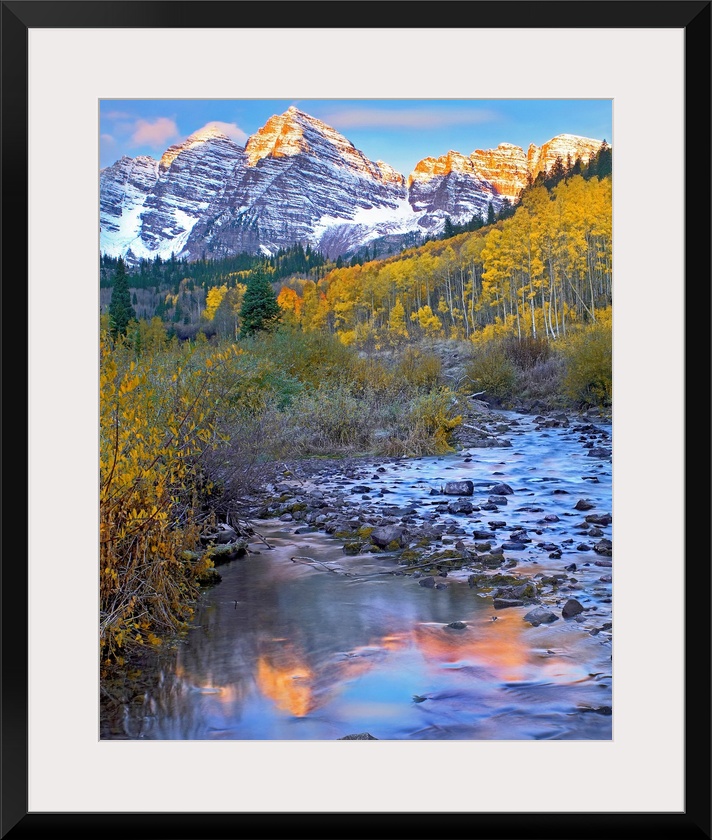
100;106;605;263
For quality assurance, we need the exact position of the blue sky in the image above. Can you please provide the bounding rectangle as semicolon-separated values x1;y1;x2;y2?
100;99;612;176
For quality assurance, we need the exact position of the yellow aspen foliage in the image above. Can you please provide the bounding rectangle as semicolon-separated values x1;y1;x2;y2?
204;284;228;320
388;297;408;337
413;305;443;336
99;332;248;670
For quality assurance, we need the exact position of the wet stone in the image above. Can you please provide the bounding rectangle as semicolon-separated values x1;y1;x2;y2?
586;513;612;526
562;598;585;619
524;608;559;627
443;480;474;496
489;482;514;495
494;598;524;609
339;733;379;740
587;447;612;458
448;500;475;515
574;499;596;511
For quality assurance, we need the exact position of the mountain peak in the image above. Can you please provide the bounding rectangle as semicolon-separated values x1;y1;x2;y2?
159;124;239;169
188;124;233;143
244;108;311;165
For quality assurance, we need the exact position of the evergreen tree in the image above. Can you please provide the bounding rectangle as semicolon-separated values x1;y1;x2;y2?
596;140;612;178
239;267;281;337
108;257;135;337
486;201;496;226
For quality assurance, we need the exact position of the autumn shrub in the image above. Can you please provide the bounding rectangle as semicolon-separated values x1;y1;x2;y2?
394;346;442;390
503;335;552;370
249;326;353;388
377;387;463;457
347;355;399;399
282;383;376;454
559;316;612;407
514;355;567;406
99;334;281;670
461;343;516;401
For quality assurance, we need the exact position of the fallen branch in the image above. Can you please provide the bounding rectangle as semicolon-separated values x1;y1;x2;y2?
290;556;350;575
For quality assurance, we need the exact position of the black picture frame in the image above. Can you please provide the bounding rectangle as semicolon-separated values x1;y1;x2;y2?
3;2;710;838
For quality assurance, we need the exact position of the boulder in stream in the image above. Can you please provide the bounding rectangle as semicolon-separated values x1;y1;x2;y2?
338;733;379;740
562;598;585;619
443;480;474;496
524;607;559;626
370;525;405;548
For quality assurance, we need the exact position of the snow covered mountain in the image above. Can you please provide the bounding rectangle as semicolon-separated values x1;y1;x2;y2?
100;107;606;263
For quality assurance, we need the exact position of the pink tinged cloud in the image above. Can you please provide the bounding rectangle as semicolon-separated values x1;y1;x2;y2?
131;117;180;148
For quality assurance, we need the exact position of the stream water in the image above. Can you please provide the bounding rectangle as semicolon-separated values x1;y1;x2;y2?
101;411;613;741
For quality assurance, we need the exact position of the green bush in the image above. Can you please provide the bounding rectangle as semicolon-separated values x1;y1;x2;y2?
284;383;375;454
394;346;442;390
377;387;463;457
503;335;552;370
462;344;516;400
560;322;612;407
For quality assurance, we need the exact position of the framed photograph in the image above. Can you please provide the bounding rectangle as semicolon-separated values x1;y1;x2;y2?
5;1;709;837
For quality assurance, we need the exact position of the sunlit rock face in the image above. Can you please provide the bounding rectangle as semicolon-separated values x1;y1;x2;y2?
408;150;500;229
410;135;606;223
528;134;604;180
469;143;531;204
100;107;606;263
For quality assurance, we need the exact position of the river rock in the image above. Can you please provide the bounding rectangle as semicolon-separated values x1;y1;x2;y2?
594;539;613;556
489;482;514;495
524;607;559;626
200;525;239;545
473;529;494;540
493;582;537;600
586;513;612;526
574;499;595;511
339;733;379;740
448;500;474;515
494;598;524;609
418;576;435;588
488;495;508;505
443;480;474;496
370;525;405;548
445;621;467;630
562;598;585;619
587;447;612;458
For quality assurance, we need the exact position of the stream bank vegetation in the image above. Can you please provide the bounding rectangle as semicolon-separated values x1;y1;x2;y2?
100;165;611;674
